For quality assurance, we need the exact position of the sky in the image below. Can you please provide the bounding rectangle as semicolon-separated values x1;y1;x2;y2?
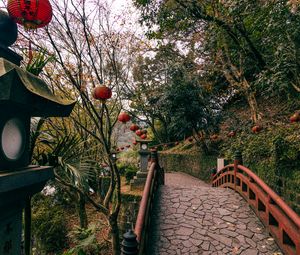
110;0;128;13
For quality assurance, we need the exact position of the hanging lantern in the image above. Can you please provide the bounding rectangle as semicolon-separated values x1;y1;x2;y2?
210;134;218;140
251;125;262;133
290;112;300;123
7;0;53;29
120;147;125;151
135;130;142;136
133;141;137;145
140;134;147;140
93;85;112;101
227;131;236;138
118;112;130;124
130;124;139;132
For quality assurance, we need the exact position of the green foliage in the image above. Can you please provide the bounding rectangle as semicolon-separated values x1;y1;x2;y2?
160;62;219;139
26;49;55;76
128;45;220;143
64;225;100;255
221;124;300;212
125;166;138;183
32;195;68;253
160;151;216;182
117;163;127;176
117;150;139;170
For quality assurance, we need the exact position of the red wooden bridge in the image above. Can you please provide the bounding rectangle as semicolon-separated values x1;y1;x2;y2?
121;150;300;255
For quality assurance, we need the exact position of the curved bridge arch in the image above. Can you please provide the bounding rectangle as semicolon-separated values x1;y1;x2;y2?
212;163;300;255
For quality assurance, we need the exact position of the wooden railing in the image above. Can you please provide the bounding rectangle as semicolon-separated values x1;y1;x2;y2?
212;160;300;255
134;150;164;255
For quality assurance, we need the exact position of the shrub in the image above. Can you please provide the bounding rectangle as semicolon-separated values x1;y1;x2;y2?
32;195;68;253
220;124;300;213
64;225;100;255
117;163;127;176
125;166;138;183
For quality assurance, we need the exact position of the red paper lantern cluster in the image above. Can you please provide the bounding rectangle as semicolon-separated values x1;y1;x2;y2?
93;85;112;101
118;112;131;124
7;0;53;29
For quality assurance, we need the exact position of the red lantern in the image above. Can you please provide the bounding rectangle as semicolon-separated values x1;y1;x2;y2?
133;141;137;145
118;112;131;124
93;85;112;101
140;134;147;140
120;147;125;151
188;137;193;142
135;130;142;136
290;112;300;123
252;125;262;133
7;0;53;29
227;131;236;138
210;134;218;140
126;145;131;148
130;124;139;132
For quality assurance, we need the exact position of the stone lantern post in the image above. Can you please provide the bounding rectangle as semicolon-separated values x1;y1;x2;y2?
0;11;75;254
130;140;151;190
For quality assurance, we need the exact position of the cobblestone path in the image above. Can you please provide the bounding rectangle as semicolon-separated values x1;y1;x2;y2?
148;172;282;255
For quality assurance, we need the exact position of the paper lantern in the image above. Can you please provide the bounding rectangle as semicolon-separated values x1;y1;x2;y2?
118;112;130;124
7;0;53;29
93;85;112;101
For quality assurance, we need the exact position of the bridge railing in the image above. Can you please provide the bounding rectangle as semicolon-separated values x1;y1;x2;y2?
121;149;164;255
212;158;300;255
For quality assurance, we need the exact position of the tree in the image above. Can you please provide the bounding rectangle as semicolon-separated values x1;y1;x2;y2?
15;1;141;254
134;0;300;124
126;42;219;148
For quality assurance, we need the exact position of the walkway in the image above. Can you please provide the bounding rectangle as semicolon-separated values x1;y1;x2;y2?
148;172;282;255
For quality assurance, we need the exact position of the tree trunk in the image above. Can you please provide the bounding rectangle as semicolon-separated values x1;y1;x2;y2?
242;78;261;123
109;215;121;255
246;91;260;123
77;193;88;229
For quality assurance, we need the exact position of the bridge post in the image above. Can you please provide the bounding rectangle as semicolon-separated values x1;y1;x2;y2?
151;149;164;185
121;229;139;255
234;150;243;190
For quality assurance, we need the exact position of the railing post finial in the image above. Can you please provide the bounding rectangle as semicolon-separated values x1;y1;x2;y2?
234;150;243;165
121;229;139;255
233;150;243;191
150;149;158;164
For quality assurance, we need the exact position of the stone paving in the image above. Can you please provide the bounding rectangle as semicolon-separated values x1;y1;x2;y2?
148;172;282;255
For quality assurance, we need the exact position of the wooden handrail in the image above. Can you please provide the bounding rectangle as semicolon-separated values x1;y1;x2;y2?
132;149;164;255
134;162;156;242
212;164;300;255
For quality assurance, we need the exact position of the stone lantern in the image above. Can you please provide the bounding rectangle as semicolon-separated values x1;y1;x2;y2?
130;140;151;190
0;11;75;255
